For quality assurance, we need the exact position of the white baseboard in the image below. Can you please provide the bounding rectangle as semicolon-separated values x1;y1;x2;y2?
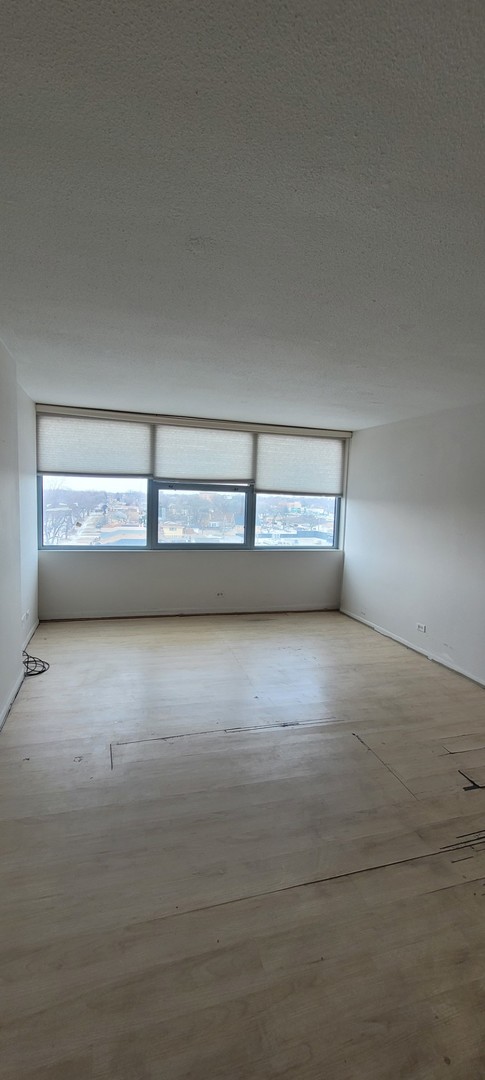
340;608;485;689
39;605;339;621
0;621;40;733
22;619;39;651
0;667;25;733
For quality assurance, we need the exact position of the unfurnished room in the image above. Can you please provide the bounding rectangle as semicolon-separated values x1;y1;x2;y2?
1;2;485;1077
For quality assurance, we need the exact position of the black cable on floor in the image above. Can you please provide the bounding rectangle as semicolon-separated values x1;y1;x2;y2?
22;651;50;677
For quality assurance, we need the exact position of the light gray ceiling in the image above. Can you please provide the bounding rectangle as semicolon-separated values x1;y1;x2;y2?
1;1;484;430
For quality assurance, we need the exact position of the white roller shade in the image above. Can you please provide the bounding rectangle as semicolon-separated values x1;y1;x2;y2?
155;425;254;481
256;434;344;494
37;414;152;475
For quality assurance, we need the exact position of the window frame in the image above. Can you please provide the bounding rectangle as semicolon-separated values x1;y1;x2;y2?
254;490;341;550
150;480;253;550
38;475;342;551
37;474;150;552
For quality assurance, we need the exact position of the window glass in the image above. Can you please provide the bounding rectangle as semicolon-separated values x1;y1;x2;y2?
157;488;246;545
254;493;337;548
42;476;147;547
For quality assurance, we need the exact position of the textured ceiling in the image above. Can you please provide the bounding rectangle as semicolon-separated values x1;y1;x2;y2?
0;0;484;430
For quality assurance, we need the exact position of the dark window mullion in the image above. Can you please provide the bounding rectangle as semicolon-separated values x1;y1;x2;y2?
246;486;256;549
334;496;341;548
147;479;158;548
37;474;44;548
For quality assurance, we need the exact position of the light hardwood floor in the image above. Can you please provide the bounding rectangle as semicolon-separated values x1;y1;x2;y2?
2;611;485;1078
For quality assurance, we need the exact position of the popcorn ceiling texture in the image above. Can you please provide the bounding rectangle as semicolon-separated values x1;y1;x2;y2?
0;0;484;428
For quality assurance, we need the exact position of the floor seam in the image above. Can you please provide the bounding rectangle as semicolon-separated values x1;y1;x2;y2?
149;846;467;924
352;732;419;800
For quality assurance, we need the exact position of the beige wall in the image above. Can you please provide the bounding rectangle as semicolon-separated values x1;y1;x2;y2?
39;549;343;620
341;401;485;685
17;386;38;646
0;347;23;723
0;353;38;725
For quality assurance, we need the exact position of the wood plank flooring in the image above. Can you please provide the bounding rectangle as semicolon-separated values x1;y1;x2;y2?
2;611;485;1078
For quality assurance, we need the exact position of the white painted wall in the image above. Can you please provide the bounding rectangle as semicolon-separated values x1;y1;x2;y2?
17;386;38;646
39;549;343;620
0;346;23;724
341;401;485;685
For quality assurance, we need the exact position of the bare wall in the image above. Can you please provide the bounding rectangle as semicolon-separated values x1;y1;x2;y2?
0;346;23;723
39;549;343;620
341;401;485;685
17;386;38;645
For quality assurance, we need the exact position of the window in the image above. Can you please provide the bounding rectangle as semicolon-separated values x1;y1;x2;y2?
256;434;344;494
155;485;248;546
41;476;147;547
37;409;348;550
37;415;151;475
154;426;253;482
255;494;338;548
